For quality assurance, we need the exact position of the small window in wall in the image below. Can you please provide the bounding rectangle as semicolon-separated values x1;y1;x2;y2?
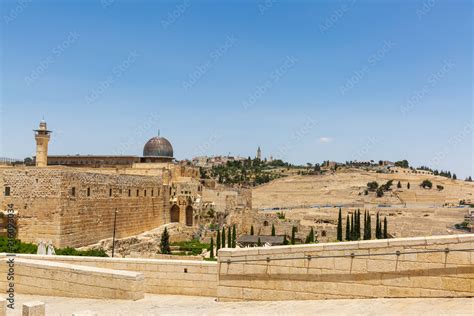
169;187;172;195
128;189;131;197
109;188;113;197
137;189;139;197
71;187;76;197
4;187;11;196
322;230;327;237
144;190;147;197
263;221;269;227
151;189;154;197
87;188;91;197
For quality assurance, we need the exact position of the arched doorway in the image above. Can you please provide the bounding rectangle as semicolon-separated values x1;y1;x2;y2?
185;205;193;227
170;204;180;223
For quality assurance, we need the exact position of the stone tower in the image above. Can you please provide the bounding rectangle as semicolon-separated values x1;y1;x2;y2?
34;120;52;167
257;146;262;160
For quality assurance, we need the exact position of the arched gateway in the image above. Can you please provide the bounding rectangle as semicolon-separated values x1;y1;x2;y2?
185;205;193;226
170;204;180;223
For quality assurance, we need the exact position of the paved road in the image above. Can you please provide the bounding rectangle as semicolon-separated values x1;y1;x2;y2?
10;294;473;315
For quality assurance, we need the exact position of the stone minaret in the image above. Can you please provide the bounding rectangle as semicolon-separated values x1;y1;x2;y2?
257;146;262;160
34;120;52;167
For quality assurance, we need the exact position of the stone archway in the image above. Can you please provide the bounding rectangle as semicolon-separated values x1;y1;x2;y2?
170;204;180;223
185;205;193;227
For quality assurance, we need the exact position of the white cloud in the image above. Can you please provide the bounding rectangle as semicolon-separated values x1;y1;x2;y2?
319;137;334;143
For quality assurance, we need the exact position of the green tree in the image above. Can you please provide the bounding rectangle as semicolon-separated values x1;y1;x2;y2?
376;187;384;197
271;223;276;236
291;226;296;245
345;214;351;241
365;213;372;240
350;213;355;240
160;227;171;254
232;225;237;248
227;227;232;248
257;237;262;247
216;230;221;251
221;227;226;248
383;217;388;239
453;174;457;180
337;208;343;241
209;237;214;258
356;210;361;240
250;225;254;235
420;180;433;189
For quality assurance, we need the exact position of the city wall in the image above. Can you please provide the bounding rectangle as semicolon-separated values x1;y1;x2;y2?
217;234;474;301
0;167;170;247
0;257;144;300
6;254;217;297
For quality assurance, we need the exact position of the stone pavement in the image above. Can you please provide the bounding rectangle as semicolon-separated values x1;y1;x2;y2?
8;294;473;316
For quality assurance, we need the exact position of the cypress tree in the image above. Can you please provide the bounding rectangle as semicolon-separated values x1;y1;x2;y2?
366;213;372;240
271;223;276;236
355;210;360;240
160;227;171;254
257;237;262;247
232;224;237;248
221;227;226;248
376;212;382;239
337;208;343;241
250;225;254;235
216;230;221;251
209;237;214;258
345;214;351;241
310;227;314;243
291;226;296;245
383;217;388;239
363;211;368;240
227;227;231;248
351;213;355;240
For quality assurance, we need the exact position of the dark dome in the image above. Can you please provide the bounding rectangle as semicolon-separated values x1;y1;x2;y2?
143;137;174;158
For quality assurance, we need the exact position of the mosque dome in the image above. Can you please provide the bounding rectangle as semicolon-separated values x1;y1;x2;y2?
143;136;174;158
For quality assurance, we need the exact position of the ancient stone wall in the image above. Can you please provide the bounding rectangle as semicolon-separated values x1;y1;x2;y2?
217;234;474;301
0;257;144;300
7;254;217;297
0;167;170;248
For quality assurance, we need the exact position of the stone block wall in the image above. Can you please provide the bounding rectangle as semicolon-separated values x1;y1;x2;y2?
7;254;217;297
217;234;474;301
0;167;170;247
0;257;144;300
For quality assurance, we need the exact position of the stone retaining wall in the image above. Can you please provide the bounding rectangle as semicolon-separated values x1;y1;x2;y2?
217;234;474;301
6;254;218;297
0;257;144;300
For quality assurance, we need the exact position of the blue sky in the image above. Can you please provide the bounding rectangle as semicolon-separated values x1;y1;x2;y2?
0;0;472;177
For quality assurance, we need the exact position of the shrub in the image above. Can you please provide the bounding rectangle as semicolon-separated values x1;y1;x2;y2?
420;180;433;189
436;185;444;191
367;181;379;191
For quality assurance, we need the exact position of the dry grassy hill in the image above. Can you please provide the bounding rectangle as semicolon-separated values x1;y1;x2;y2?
252;169;474;238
